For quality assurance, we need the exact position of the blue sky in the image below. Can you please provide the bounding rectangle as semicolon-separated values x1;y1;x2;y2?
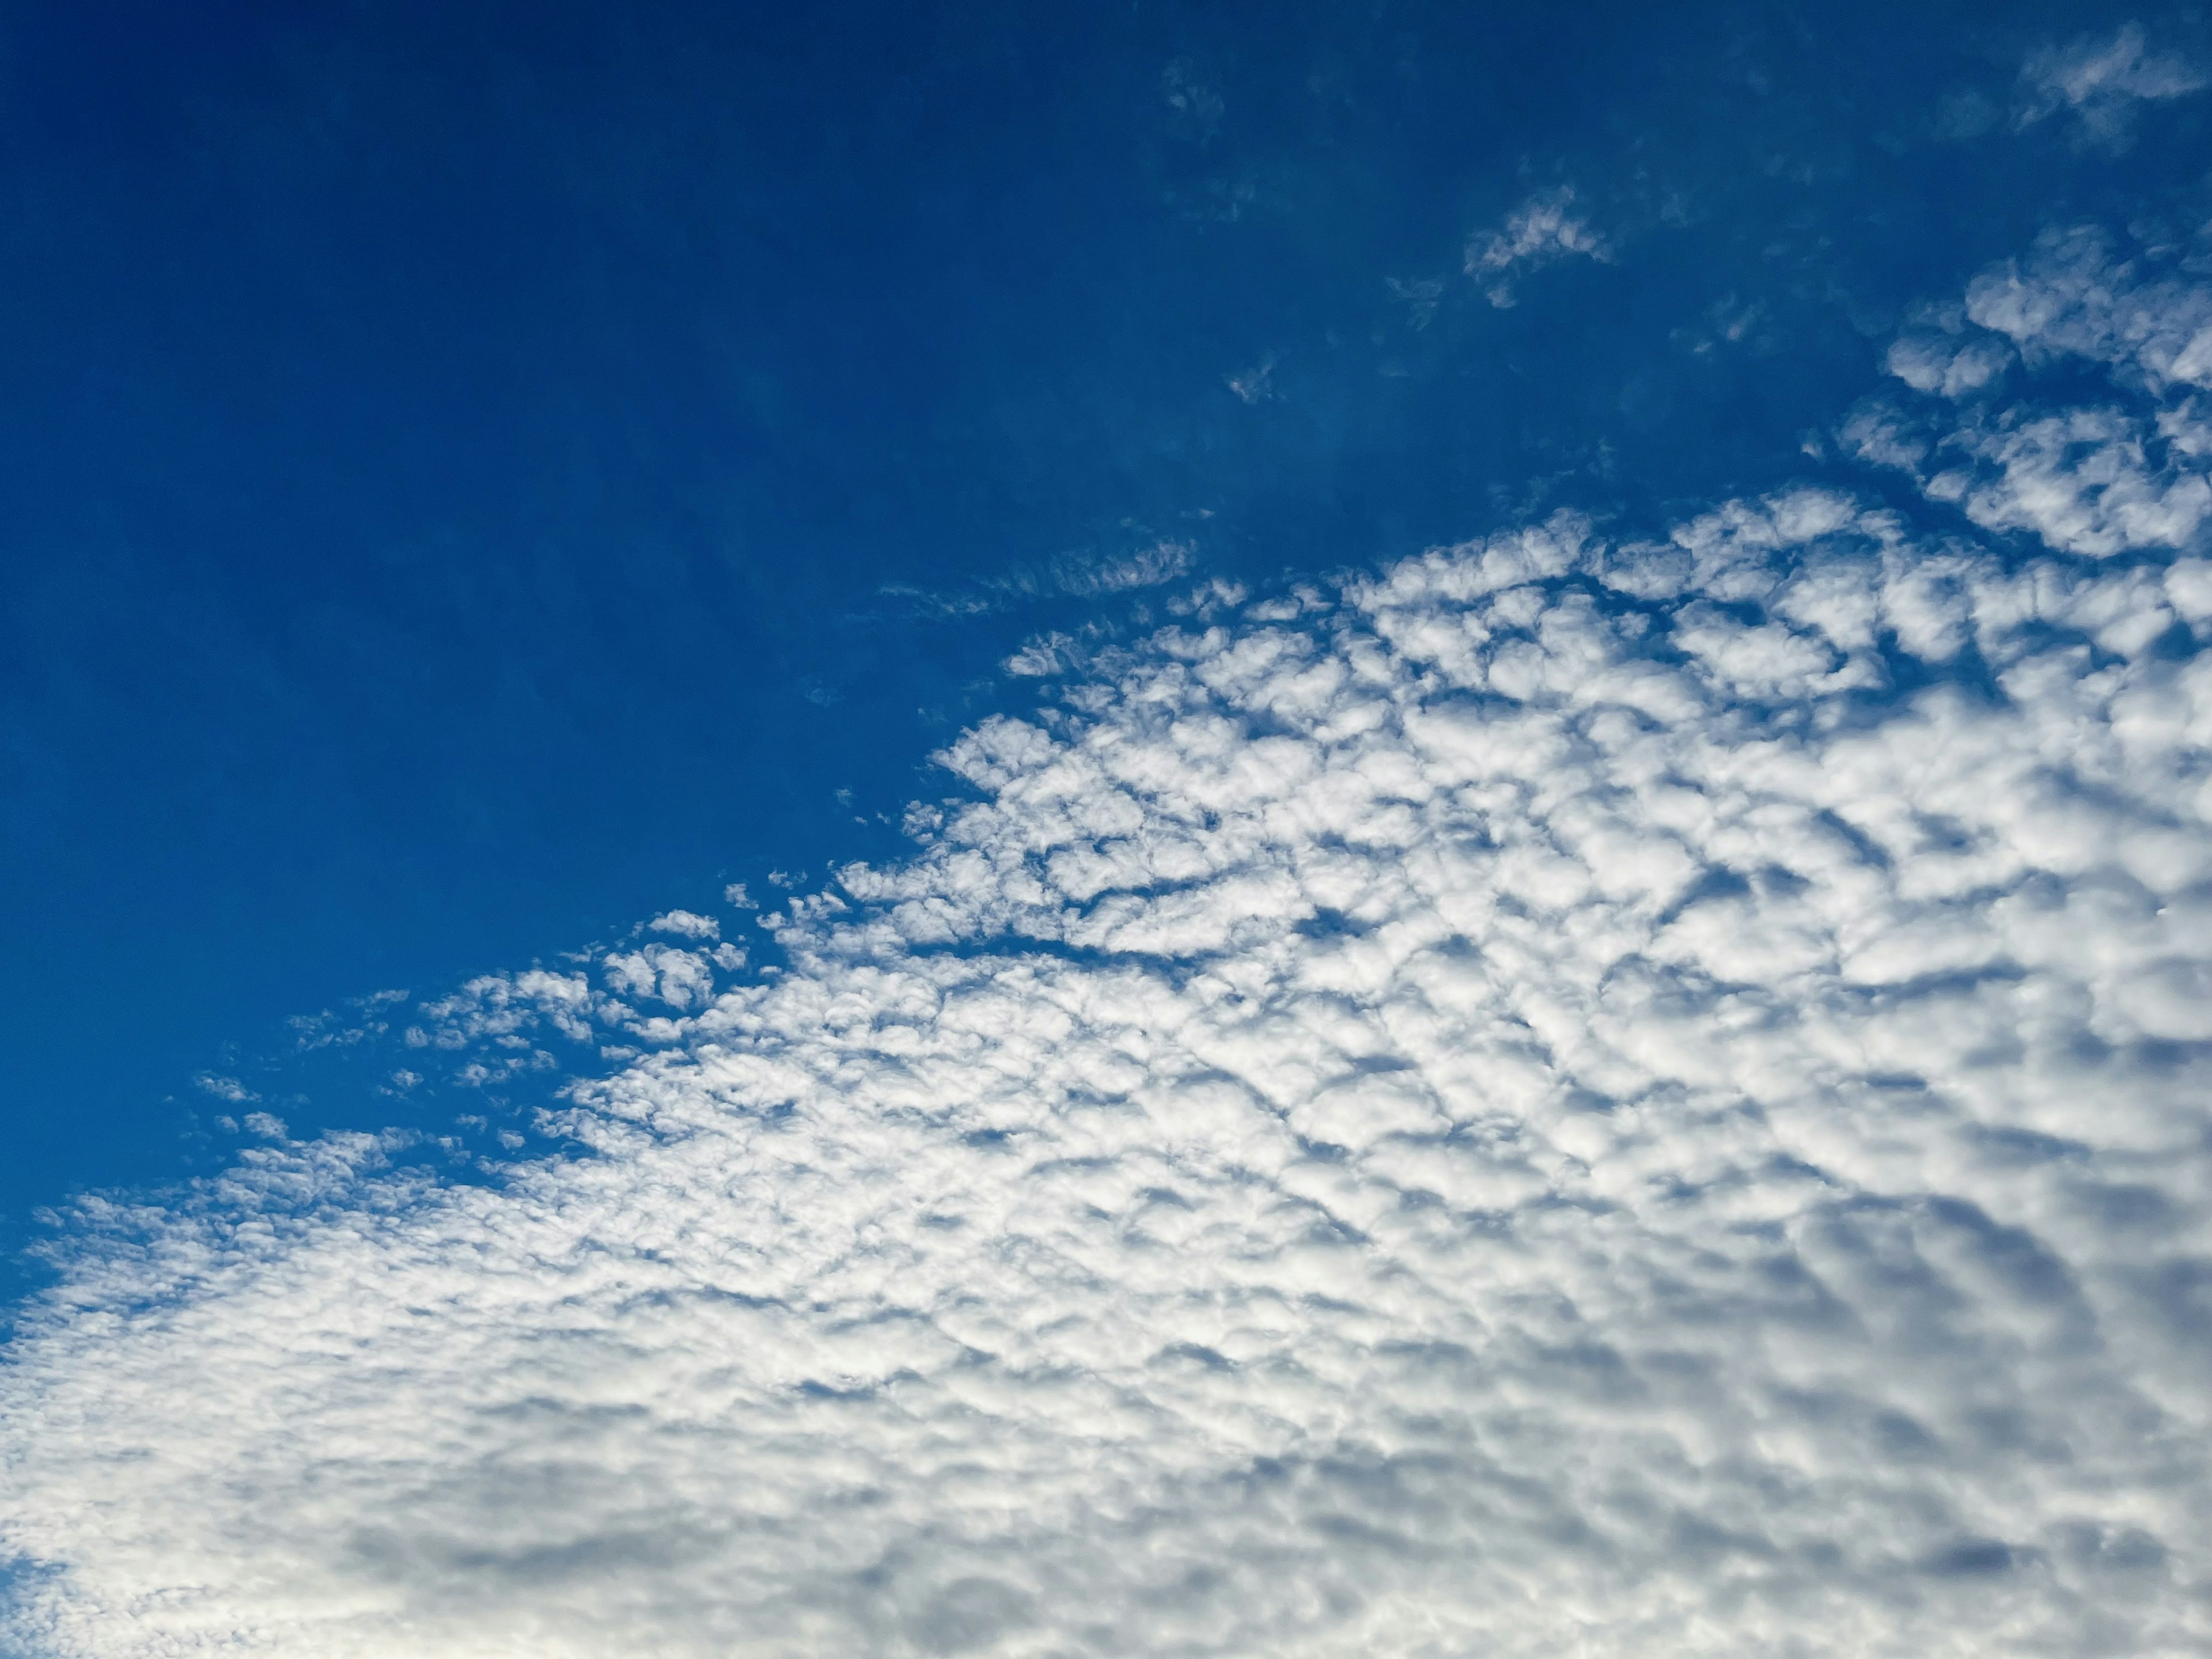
6;4;2212;1654
4;0;2175;1247
0;0;2179;1236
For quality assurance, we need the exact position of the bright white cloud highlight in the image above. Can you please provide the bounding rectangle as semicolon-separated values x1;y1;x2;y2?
648;909;721;940
5;239;2212;1658
1852;225;2212;559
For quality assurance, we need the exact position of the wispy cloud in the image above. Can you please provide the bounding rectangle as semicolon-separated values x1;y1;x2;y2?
881;538;1196;620
1225;353;1278;404
1047;538;1193;597
1464;186;1608;307
6;233;2212;1657
1160;57;1224;145
2017;22;2206;148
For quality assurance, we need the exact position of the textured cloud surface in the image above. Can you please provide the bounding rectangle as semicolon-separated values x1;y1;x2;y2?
6;236;2212;1657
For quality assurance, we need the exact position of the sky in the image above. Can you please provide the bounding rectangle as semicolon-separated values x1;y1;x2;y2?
2;2;2211;1654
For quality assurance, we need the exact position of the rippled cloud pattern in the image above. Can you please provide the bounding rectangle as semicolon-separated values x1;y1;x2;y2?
5;233;2212;1657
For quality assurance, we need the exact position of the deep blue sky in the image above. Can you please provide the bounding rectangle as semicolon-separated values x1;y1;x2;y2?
0;0;2192;1293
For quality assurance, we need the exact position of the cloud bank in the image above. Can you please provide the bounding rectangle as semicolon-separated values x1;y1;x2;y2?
5;235;2212;1657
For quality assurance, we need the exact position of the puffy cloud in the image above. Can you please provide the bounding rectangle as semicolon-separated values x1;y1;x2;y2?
1965;225;2212;395
1883;328;2012;400
1464;187;1608;307
1852;226;2212;558
601;944;717;1014
2017;22;2206;147
6;245;2212;1658
648;910;721;941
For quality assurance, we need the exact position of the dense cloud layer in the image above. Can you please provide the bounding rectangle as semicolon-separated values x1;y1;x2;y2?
5;232;2212;1657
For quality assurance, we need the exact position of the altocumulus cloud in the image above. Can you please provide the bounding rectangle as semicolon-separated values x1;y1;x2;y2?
6;230;2212;1658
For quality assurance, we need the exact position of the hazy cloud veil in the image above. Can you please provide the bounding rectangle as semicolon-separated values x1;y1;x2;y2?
6;229;2212;1655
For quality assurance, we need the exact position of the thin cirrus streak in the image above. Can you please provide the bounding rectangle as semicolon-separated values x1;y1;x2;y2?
4;228;2212;1657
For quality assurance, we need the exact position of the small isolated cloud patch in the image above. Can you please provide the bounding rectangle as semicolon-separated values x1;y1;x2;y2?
1465;185;1608;307
647;909;719;940
1385;275;1446;329
1051;539;1192;596
2017;22;2206;147
5;229;2212;1658
1226;353;1278;403
1004;631;1077;677
1159;56;1224;144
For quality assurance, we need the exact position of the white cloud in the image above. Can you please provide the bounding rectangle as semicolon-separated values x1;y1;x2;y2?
1003;631;1077;677
7;240;2212;1658
1965;225;2212;394
647;909;720;941
1051;539;1193;596
2017;22;2206;147
1852;226;2212;559
1934;404;2212;556
1464;187;1608;308
1226;353;1278;403
601;944;717;1014
1884;327;2012;399
890;540;1199;620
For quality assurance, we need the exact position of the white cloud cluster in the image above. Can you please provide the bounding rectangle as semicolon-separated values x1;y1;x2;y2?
7;249;2212;1658
1963;225;2212;395
1850;225;2212;559
648;909;721;940
1464;187;1608;308
2017;22;2206;147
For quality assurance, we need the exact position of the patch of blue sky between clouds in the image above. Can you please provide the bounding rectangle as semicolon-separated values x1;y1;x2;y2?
5;183;2212;1658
